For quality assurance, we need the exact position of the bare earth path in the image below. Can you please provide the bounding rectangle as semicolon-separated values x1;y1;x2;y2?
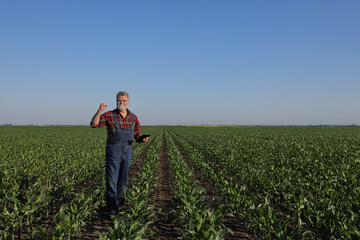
147;132;180;239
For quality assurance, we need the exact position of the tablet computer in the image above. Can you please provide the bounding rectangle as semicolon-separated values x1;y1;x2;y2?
136;134;150;142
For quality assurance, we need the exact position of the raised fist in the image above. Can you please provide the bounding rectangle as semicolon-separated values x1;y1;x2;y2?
99;103;107;111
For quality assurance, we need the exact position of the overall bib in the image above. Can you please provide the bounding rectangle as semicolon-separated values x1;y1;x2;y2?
105;112;134;212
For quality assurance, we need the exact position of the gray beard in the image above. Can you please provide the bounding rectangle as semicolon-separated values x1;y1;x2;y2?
118;105;126;112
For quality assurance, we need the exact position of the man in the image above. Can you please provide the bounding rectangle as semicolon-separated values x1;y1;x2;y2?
90;91;149;215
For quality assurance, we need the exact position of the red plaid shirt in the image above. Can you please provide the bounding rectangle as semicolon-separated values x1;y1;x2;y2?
92;109;142;139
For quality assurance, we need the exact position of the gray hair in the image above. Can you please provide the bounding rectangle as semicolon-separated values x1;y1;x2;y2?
116;91;130;100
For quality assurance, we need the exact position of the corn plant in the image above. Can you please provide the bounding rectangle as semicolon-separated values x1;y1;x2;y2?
166;132;231;239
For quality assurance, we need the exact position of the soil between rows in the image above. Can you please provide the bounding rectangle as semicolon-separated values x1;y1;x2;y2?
171;137;254;240
147;132;180;239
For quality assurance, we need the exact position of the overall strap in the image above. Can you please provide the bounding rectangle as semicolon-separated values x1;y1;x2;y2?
112;112;119;129
130;113;135;129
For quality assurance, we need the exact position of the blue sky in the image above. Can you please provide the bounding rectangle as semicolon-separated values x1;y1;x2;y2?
1;1;359;125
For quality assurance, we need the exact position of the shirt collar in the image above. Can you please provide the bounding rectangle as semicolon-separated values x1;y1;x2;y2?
114;108;131;116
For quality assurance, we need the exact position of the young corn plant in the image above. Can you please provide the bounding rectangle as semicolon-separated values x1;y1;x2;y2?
36;189;103;239
166;133;231;239
168;129;308;239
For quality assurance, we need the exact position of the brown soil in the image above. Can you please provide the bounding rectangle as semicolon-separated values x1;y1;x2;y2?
147;132;180;239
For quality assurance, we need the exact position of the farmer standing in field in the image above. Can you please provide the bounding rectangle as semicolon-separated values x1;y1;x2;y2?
90;91;149;215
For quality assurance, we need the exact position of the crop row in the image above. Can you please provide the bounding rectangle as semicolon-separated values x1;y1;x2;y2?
165;131;230;239
0;126;159;239
168;126;360;239
35;133;159;239
0;127;106;238
168;129;307;239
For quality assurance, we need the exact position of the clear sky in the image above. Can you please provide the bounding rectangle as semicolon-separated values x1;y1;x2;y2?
1;1;359;126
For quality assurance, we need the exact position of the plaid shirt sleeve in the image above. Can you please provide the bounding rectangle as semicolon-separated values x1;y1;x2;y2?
92;111;109;128
132;113;142;139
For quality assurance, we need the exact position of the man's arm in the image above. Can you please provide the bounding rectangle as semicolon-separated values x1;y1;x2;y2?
133;114;149;142
90;103;107;127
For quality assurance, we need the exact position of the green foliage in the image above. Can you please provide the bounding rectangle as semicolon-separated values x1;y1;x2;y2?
1;126;360;239
0;126;158;239
168;126;360;239
166;134;230;239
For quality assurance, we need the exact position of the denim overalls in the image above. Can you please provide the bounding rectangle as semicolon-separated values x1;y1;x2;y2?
105;112;134;212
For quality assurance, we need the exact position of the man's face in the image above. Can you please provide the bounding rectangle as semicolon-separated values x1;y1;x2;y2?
117;95;129;111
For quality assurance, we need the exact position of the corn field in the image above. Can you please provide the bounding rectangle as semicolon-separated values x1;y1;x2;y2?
1;125;359;239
